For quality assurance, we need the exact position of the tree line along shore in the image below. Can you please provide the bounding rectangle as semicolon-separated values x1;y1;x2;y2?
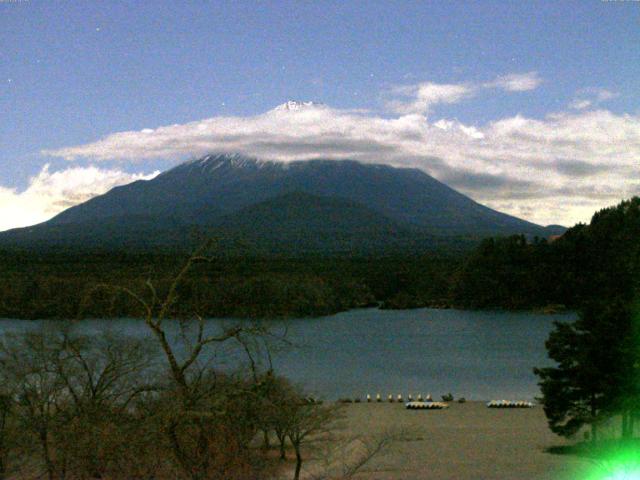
0;197;637;321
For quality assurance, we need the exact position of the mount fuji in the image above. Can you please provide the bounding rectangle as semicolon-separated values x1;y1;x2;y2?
0;153;564;253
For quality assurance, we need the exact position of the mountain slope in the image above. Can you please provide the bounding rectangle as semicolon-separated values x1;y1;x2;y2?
214;191;437;253
0;154;562;252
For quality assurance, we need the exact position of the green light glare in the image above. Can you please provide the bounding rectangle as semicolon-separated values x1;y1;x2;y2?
585;445;640;480
602;468;640;480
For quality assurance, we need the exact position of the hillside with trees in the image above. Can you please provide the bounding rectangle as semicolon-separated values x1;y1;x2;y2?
451;197;640;311
0;197;637;320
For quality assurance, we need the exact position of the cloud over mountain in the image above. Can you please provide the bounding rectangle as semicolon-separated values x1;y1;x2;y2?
41;89;640;227
0;165;159;232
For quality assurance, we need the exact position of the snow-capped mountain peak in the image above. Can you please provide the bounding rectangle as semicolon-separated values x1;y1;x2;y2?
176;153;280;175
273;100;323;112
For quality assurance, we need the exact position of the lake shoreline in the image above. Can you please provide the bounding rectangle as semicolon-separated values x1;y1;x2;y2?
0;303;574;322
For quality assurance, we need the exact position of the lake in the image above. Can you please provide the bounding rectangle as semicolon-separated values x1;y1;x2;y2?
0;308;574;401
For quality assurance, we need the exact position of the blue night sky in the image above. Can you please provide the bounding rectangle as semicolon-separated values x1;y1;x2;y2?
1;0;639;230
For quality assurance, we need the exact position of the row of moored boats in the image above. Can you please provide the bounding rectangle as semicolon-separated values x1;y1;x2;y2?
404;400;534;410
486;400;534;408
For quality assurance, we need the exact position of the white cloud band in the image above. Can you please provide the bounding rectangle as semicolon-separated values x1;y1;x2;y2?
34;76;640;228
0;165;159;232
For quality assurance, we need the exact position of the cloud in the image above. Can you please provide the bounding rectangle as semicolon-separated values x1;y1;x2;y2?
484;72;542;92
569;99;593;111
439;170;535;192
385;72;541;115
569;88;618;110
553;158;611;177
0;165;159;232
386;82;474;115
589;88;618;102
41;99;640;227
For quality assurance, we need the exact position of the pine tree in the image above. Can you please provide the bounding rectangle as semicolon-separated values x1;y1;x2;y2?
534;299;638;441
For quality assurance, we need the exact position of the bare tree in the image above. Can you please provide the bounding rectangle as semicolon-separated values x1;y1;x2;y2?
0;324;163;480
286;400;342;480
82;241;281;480
234;329;293;454
256;374;298;461
54;328;158;414
0;329;67;480
52;327;158;479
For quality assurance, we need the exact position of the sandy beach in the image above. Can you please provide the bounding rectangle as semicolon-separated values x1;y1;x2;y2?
315;401;592;480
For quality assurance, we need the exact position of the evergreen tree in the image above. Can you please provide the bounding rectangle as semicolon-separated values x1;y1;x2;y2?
534;299;635;440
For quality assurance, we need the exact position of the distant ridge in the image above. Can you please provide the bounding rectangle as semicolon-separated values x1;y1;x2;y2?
0;154;564;252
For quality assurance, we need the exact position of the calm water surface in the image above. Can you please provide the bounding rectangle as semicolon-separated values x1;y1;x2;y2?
0;308;575;401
